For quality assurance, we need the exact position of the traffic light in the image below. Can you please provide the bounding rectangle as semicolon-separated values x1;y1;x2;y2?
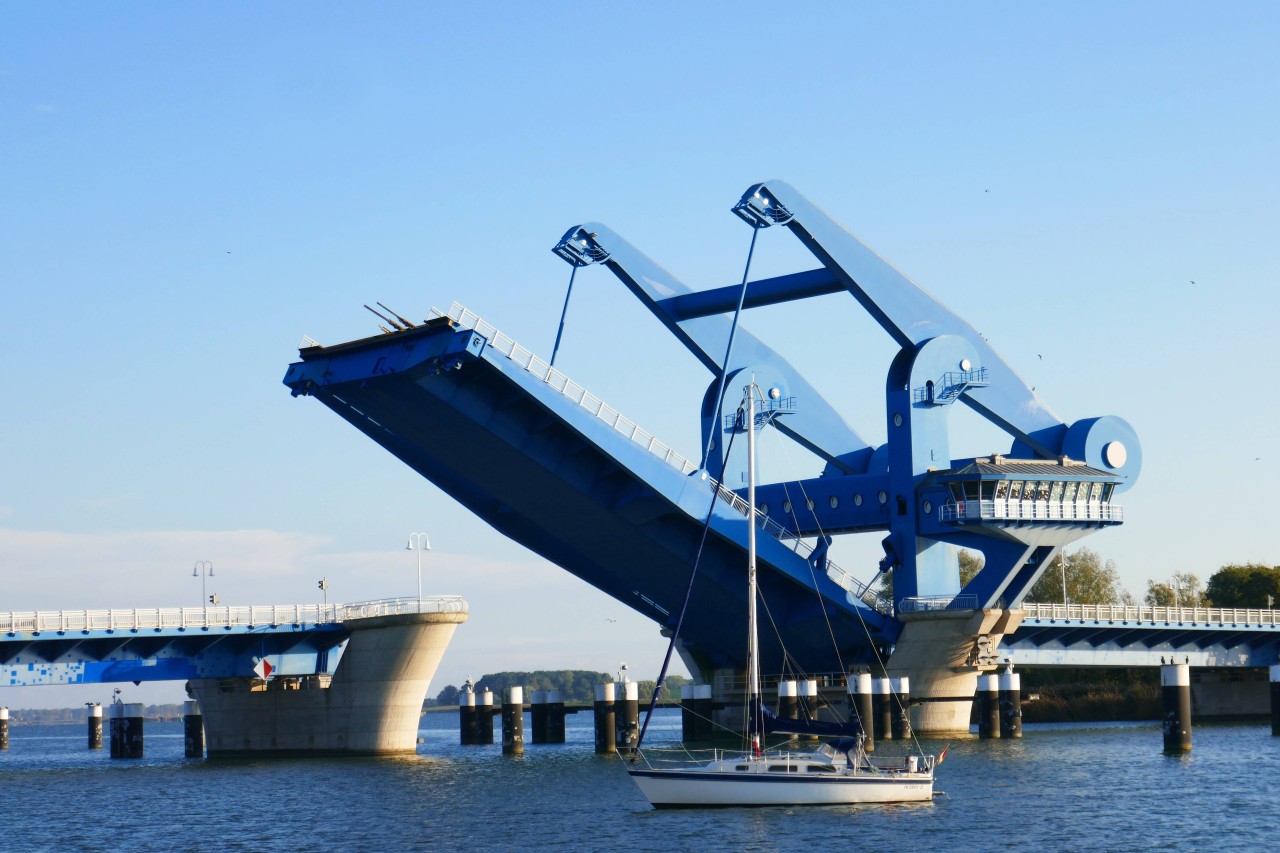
208;593;219;605
318;579;328;591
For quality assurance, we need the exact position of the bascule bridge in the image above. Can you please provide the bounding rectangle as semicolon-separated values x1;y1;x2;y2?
283;180;1142;734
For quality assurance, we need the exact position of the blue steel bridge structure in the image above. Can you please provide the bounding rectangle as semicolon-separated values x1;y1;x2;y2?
278;179;1279;692
8;182;1277;710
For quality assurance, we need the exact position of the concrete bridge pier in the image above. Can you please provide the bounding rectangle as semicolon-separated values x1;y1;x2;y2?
190;608;466;756
888;607;1024;735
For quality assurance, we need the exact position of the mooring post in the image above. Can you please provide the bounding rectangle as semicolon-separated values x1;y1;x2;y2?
999;665;1022;739
547;688;566;743
874;677;893;740
778;680;798;720
1270;664;1280;737
458;684;477;745
594;682;616;753
616;680;639;751
693;684;713;741
183;699;204;758
891;676;912;741
501;686;524;756
799;679;819;740
530;689;548;745
977;673;1001;739
680;684;695;741
848;671;874;752
476;689;494;745
88;704;103;749
0;707;8;750
1161;661;1192;753
109;702;144;759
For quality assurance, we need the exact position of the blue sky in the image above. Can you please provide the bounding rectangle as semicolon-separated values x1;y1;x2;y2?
3;3;1278;708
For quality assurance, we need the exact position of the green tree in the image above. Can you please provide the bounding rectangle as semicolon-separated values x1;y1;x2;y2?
1143;571;1205;607
1026;547;1131;605
1204;563;1280;608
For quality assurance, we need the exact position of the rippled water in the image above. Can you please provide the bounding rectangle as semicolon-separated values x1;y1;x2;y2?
0;710;1275;852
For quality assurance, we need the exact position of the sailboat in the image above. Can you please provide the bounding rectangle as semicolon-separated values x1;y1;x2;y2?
626;383;937;808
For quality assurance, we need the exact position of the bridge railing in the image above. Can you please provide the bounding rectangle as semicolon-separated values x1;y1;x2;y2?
899;595;980;613
0;596;468;634
433;302;892;616
939;499;1123;523
1021;602;1280;626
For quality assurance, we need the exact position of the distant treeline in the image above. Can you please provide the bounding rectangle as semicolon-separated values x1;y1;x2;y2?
5;704;187;724
430;671;692;707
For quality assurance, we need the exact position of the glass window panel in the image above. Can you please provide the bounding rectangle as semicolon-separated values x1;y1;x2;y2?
1037;481;1051;501
1009;481;1023;500
995;481;1009;499
1049;481;1064;501
1063;482;1078;501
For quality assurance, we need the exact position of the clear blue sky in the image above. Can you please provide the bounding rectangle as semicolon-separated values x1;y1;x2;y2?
3;2;1278;708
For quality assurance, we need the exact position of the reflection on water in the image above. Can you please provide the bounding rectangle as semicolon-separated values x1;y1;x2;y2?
1;711;1276;852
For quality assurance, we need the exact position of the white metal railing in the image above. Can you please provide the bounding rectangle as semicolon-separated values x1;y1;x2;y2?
0;596;468;635
939;499;1124;523
1020;602;1280;627
432;302;891;615
899;595;979;613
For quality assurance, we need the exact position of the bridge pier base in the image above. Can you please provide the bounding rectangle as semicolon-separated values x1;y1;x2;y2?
190;609;465;756
888;607;1024;735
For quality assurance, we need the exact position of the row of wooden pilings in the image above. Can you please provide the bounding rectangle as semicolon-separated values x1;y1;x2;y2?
457;681;642;755
0;701;206;759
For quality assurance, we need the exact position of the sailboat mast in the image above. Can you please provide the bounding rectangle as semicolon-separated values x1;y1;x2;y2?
745;383;761;703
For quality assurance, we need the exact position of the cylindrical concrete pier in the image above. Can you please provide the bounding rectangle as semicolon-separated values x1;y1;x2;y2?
616;680;639;751
1161;662;1192;753
594;682;616;753
530;690;548;745
476;689;495;745
999;666;1022;739
693;684;713;742
1271;664;1280;737
849;671;874;752
891;676;912;741
799;679;819;739
88;704;103;749
109;702;145;759
183;699;204;758
874;677;893;741
680;684;695;741
546;688;566;743
778;680;798;720
977;673;1001;739
501;686;524;755
0;707;8;750
458;684;478;745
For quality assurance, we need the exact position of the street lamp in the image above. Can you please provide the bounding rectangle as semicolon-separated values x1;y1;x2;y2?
193;561;214;621
1060;553;1068;608
406;533;430;608
1169;579;1182;609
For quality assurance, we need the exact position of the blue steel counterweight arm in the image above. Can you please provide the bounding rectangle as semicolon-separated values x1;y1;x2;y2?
553;224;874;475
733;181;1141;488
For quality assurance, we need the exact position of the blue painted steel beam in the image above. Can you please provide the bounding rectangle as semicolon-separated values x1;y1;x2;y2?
658;268;844;320
553;224;873;476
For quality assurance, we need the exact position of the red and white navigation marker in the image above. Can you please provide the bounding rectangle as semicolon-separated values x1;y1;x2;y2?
253;658;274;680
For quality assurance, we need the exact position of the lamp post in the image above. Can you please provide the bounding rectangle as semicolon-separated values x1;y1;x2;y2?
1060;553;1068;608
193;561;214;622
406;533;430;608
1169;579;1182;610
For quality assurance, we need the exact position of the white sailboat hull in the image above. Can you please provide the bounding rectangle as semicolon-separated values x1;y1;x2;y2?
628;758;934;808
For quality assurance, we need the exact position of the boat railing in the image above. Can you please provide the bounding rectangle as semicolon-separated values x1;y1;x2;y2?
432;302;891;615
0;596;468;634
1020;602;1280;626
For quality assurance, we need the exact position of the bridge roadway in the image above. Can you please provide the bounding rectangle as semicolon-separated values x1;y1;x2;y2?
1;596;467;688
4;596;1277;692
